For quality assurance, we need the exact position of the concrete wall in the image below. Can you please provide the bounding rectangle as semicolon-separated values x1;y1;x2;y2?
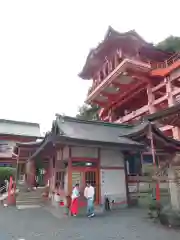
100;149;124;167
71;146;98;158
64;169;68;193
100;149;127;208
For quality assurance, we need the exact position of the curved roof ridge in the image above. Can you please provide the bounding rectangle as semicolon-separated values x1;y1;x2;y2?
55;114;132;128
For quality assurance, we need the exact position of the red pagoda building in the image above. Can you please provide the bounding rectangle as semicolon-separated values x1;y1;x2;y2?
79;27;180;140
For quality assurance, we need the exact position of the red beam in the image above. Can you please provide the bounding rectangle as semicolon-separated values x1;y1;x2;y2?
102;81;139;102
127;70;151;83
111;81;147;109
156;91;166;96
99;82;147;119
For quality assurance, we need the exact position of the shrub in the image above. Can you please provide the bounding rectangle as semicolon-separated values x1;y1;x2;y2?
159;205;180;228
0;167;15;182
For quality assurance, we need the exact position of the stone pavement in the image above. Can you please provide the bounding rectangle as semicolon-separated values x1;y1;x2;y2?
0;206;179;240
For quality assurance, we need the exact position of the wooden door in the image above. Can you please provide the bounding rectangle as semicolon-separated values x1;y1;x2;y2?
71;168;99;206
84;169;99;204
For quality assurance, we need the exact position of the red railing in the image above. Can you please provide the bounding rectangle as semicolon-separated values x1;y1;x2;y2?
151;52;180;69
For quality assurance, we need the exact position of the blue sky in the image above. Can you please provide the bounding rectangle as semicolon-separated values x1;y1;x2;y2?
0;0;179;134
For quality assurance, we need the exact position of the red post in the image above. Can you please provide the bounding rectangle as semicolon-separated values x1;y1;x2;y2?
149;123;160;201
7;176;16;206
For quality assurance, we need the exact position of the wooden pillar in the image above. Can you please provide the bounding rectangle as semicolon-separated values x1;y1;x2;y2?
168;165;180;210
97;148;101;204
53;148;58;187
124;153;130;207
147;84;156;114
15;147;20;183
49;156;53;193
68;147;72;195
165;76;180;139
149;124;160;201
166;76;174;106
26;159;35;188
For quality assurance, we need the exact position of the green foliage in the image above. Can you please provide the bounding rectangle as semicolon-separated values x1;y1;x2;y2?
157;36;180;52
159;205;180;227
76;104;99;121
0;167;15;181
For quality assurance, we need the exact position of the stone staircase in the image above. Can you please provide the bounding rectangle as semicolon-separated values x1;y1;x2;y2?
16;184;46;208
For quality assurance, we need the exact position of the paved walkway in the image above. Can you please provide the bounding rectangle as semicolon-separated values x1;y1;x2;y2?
0;207;179;240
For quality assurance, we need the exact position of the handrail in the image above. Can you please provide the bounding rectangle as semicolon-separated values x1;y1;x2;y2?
0;185;7;193
151;52;180;69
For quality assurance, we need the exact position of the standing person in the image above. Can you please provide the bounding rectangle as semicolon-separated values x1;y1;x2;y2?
84;182;95;217
71;183;80;216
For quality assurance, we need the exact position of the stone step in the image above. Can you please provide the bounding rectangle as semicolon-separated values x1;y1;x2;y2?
19;192;42;196
16;200;43;205
16;198;44;205
17;197;42;201
16;204;41;210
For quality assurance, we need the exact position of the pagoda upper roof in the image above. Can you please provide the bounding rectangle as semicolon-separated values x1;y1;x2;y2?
79;26;173;80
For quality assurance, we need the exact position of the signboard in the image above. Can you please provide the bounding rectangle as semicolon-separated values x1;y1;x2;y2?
0;141;15;158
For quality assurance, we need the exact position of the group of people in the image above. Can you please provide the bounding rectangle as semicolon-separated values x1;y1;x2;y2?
70;182;95;218
53;181;95;217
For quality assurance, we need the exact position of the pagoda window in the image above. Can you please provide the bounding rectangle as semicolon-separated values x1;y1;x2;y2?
99;70;104;81
102;64;107;79
96;72;100;83
105;62;109;76
114;53;118;68
109;59;113;72
93;72;99;84
116;49;122;64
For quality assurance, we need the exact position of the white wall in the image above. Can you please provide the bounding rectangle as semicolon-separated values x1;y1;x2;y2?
100;149;124;167
100;149;127;207
71;146;98;158
100;169;127;205
64;170;68;193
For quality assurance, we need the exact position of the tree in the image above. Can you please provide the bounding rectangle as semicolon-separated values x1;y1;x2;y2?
157;36;180;52
76;104;99;121
0;167;15;181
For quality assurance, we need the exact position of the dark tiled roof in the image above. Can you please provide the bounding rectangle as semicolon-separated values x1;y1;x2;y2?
120;120;180;148
144;103;180;122
119;121;149;138
53;115;144;148
0;119;40;127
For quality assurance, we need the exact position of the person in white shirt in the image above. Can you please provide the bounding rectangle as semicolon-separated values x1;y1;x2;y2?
84;182;95;217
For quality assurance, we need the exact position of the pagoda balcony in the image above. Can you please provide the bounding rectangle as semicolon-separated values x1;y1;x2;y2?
115;105;149;124
86;57;151;105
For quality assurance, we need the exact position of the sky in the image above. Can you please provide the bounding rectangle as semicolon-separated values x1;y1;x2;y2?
0;0;180;134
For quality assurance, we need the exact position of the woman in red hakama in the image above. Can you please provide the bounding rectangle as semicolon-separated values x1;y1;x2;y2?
71;183;80;216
